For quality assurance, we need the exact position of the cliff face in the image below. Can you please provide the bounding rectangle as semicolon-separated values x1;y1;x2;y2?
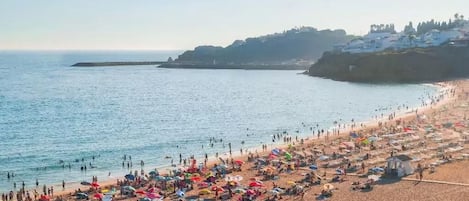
308;46;469;83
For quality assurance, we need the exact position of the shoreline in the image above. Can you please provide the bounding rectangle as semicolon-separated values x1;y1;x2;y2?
12;81;451;199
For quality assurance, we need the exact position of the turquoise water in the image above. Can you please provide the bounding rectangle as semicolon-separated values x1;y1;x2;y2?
0;51;435;192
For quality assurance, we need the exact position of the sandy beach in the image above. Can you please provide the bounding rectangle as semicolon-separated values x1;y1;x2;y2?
9;80;469;201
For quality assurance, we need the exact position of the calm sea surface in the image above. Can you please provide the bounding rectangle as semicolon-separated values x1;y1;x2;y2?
0;51;436;191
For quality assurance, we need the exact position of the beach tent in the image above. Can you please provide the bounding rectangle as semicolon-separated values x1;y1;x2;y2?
386;155;414;177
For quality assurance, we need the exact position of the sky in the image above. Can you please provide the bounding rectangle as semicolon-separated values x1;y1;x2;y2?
0;0;468;50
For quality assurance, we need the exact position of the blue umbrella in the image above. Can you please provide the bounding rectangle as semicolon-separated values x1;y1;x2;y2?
309;165;318;171
370;167;384;173
125;174;135;180
155;176;166;181
176;190;185;197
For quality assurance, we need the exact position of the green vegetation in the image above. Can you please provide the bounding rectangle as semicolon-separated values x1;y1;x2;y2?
173;27;355;65
308;46;469;83
403;13;466;35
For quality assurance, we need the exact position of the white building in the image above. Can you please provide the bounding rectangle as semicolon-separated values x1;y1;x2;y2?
340;21;469;54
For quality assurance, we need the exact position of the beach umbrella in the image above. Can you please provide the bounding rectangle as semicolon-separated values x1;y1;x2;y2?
149;171;158;176
164;176;174;181
101;189;109;193
125;174;135;181
370;167;384;173
205;176;216;183
228;181;238;187
198;189;212;195
234;175;243;181
234;188;246;194
284;152;292;160
246;189;256;195
272;148;281;156
319;155;329;161
268;154;277;160
361;139;370;145
368;136;379;142
287;181;296;185
211;186;224;192
93;193;103;200
350;132;359;138
197;182;209;188
145;193;160;199
368;174;380;182
123;186;136;192
309;165;318;171
154;176;166;181
234;159;244;165
135;190;146;195
335;169;345;175
91;182;100;188
323;183;334;190
40;195;50;201
268;190;280;195
139;198;151;201
249;181;263;187
273;188;284;193
80;181;91;186
191;176;202;182
148;187;157;193
176;190;185;197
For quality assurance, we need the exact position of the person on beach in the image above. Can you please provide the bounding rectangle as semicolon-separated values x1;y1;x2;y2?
62;180;65;190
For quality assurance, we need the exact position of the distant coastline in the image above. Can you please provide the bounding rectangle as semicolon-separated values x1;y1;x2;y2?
158;63;308;70
71;61;166;67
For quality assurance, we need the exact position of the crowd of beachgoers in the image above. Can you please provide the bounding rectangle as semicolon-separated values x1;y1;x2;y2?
4;80;469;201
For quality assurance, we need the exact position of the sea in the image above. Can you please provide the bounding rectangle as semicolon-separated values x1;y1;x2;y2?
0;50;437;192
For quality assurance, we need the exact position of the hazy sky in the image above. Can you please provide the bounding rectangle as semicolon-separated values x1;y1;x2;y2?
1;0;467;50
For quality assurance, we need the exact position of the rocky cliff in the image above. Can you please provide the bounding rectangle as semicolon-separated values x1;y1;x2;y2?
308;46;469;83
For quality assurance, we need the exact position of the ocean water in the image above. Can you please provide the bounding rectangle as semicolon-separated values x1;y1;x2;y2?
0;50;436;192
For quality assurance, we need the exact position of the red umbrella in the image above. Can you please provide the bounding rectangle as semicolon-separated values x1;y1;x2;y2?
234;159;244;165
246;189;255;195
93;194;103;199
135;190;146;195
191;176;202;182
211;186;224;192
91;182;100;188
249;181;263;187
147;187;155;193
40;195;50;201
146;193;161;199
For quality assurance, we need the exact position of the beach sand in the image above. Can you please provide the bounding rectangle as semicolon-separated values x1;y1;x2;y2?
24;80;469;201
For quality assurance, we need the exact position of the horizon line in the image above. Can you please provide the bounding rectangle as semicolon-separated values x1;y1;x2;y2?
0;49;186;52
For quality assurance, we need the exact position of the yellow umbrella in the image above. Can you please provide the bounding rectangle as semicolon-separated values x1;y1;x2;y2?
287;181;296;185
101;189;109;193
323;183;334;190
199;189;212;195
